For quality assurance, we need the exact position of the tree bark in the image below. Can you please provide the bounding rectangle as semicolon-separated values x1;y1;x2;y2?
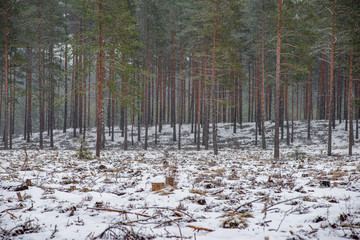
274;0;282;159
328;0;335;156
349;45;354;155
96;0;103;157
307;67;312;140
211;2;220;155
261;0;266;149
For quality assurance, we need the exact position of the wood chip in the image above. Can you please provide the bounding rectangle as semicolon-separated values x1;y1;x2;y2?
186;225;214;232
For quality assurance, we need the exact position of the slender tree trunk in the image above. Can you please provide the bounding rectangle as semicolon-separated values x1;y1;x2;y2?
155;55;161;144
24;47;32;141
178;37;183;150
307;67;312;140
27;48;33;142
248;63;251;122
285;83;290;145
238;72;243;128
87;66;91;128
233;71;237;133
187;55;192;124
96;0;103;157
38;4;44;149
261;0;266;149
83;55;88;138
144;22;150;150
291;80;294;143
124;77;128;150
349;45;354;155
328;0;335;156
197;45;202;151
63;42;68;133
211;3;219;155
204;47;209;149
0;73;3;142
49;46;54;148
171;31;176;141
344;65;348;131
191;58;195;134
337;54;342;123
274;0;282;159
159;57;163;133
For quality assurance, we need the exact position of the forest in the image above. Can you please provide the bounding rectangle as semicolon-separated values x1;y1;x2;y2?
1;0;360;239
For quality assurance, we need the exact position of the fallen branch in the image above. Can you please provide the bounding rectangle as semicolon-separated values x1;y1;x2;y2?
265;196;304;212
186;225;214;232
138;206;195;221
5;211;17;219
234;196;268;212
87;208;150;218
50;224;57;239
1;206;24;213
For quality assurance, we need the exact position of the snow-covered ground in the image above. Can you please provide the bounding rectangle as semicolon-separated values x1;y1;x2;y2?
1;120;359;239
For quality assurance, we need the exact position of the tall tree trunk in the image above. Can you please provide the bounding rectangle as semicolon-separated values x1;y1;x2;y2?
155;55;161;144
204;46;209;149
349;45;354;155
197;45;202;151
24;47;32;141
261;0;266;149
38;4;44;149
328;0;335;156
63;42;68;133
49;46;55;148
337;54;342;123
285;83;290;145
233;71;237;133
291;80;294;143
274;0;282;159
171;31;177;141
83;55;88;138
238;72;243;128
248;63;251;122
96;0;103;157
144;22;150;150
190;57;195;133
178;37;183;150
307;67;312;140
124;77;128;150
211;3;219;155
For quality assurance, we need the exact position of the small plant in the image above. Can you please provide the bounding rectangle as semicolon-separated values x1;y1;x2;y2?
222;212;253;229
75;136;93;160
288;147;306;160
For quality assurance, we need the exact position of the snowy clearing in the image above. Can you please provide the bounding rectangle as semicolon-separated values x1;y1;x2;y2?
1;120;360;240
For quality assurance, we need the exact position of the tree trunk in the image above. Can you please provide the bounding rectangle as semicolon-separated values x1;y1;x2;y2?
248;63;251;122
349;45;354;155
274;0;282;159
204;46;209;149
178;37;183;150
211;3;219;155
261;0;266;149
96;0;103;157
328;0;335;156
63;42;68;133
307;67;312;140
38;4;44;149
171;31;176;141
144;22;150;150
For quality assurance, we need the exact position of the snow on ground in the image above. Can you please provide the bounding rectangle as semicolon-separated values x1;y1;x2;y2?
1;120;360;239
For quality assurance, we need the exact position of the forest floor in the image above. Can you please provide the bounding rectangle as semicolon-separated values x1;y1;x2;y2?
1;120;360;240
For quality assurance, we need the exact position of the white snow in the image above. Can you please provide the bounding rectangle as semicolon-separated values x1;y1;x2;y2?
1;120;359;239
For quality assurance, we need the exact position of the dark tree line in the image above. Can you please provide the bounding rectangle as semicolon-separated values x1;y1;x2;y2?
0;0;359;157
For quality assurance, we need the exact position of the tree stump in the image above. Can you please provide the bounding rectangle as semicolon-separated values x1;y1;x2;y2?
152;182;165;191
